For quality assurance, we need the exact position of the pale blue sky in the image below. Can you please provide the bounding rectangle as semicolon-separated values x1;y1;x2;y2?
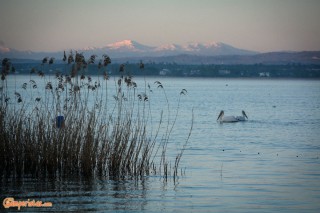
0;0;319;52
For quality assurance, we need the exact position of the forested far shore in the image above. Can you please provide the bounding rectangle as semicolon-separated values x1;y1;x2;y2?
5;62;320;78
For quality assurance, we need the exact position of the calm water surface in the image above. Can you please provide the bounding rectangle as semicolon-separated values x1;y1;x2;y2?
1;76;320;212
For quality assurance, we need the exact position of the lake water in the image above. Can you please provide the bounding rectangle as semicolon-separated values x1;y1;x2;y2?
1;76;320;212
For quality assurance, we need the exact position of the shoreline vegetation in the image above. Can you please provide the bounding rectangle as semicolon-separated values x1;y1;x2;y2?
6;59;320;78
0;52;193;182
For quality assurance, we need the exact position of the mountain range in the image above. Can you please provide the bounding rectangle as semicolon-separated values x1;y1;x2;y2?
0;39;257;59
1;40;320;64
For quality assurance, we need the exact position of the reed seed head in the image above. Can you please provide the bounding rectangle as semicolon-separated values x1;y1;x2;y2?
119;64;125;72
103;54;111;66
42;57;49;64
139;60;144;69
68;51;74;64
49;57;55;64
63;50;67;62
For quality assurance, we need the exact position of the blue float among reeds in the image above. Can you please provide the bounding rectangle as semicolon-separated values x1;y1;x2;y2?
56;116;65;128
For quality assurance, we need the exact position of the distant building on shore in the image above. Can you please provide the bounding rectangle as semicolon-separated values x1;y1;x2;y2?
159;69;171;76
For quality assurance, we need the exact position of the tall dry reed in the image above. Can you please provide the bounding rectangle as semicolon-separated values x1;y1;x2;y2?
0;54;192;181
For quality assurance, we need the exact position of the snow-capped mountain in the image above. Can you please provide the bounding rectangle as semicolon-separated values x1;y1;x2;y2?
2;40;319;64
105;40;154;52
0;46;10;53
155;43;181;51
103;40;257;57
0;39;258;60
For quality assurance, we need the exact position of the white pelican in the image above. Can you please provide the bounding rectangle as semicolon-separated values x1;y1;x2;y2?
217;110;248;123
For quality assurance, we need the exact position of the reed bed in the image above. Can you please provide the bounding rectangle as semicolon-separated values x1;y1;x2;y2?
0;53;192;181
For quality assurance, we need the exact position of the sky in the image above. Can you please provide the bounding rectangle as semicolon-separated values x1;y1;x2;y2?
0;0;320;53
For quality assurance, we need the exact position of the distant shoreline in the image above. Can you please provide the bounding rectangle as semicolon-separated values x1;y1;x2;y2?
5;63;320;79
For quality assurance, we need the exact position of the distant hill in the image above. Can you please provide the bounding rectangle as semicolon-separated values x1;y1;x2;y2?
111;51;320;65
1;40;320;65
1;39;257;59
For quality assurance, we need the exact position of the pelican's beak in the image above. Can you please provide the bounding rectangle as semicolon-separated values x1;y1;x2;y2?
217;111;224;121
242;110;248;119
